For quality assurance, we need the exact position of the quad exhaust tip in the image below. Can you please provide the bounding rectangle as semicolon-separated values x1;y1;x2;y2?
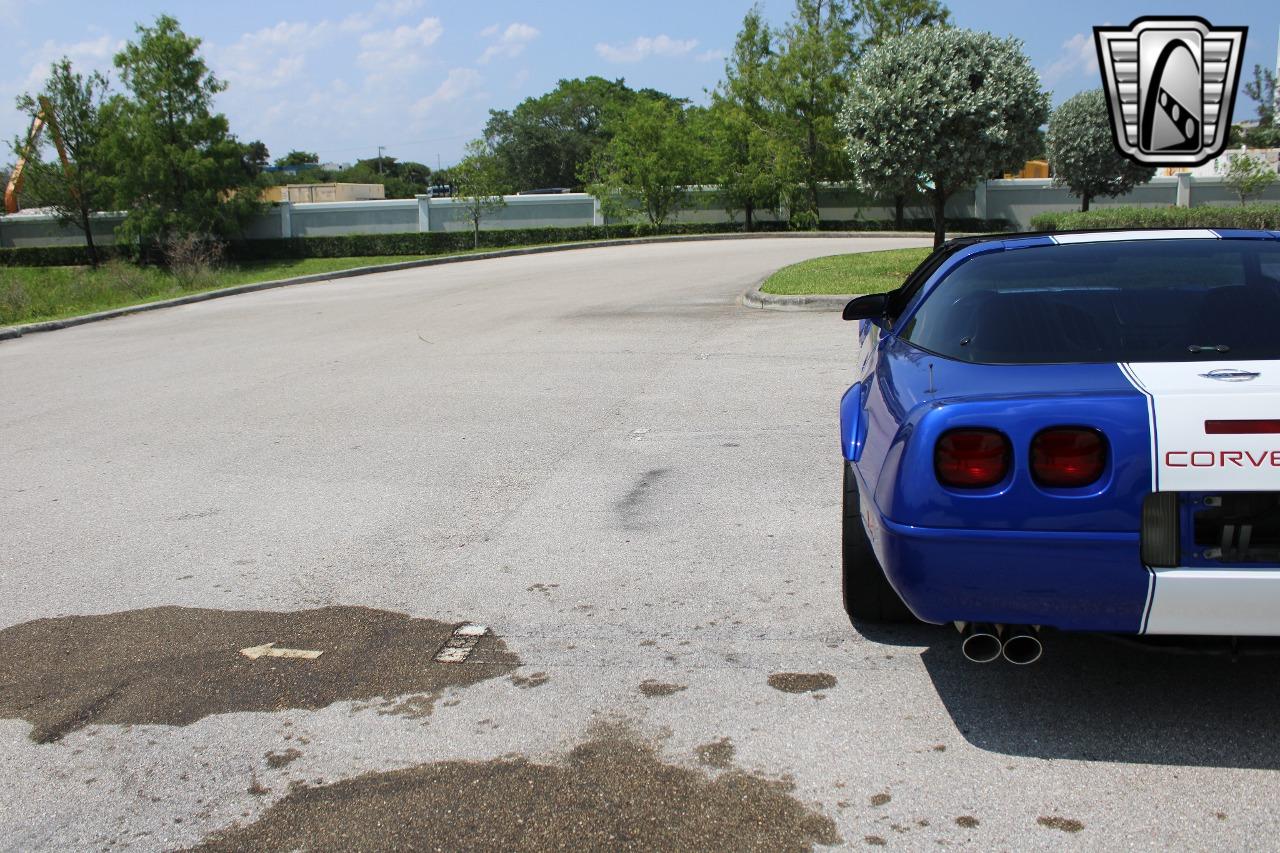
959;623;1002;664
957;623;1043;665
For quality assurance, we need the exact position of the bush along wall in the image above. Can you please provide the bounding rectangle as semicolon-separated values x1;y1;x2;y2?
1030;204;1280;232
0;217;1010;267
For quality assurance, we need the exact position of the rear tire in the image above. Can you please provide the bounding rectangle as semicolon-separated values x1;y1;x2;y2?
842;462;915;623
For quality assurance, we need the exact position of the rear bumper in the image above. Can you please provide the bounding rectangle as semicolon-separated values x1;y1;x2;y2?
872;515;1280;635
871;516;1149;632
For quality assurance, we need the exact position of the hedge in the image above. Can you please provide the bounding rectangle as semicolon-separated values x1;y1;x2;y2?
0;217;1009;268
1030;204;1280;232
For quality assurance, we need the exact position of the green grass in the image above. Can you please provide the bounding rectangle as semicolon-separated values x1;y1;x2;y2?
760;247;932;296
0;252;524;326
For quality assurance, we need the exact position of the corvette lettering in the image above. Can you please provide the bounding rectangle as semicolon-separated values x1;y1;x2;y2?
1165;450;1280;467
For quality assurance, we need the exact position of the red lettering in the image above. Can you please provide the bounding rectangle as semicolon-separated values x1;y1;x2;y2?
1273;451;1280;467
1248;450;1268;467
1166;452;1188;467
1191;452;1215;467
1222;451;1244;467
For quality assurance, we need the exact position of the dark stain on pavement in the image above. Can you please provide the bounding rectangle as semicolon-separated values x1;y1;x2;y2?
639;679;687;697
0;605;518;743
188;723;840;852
869;792;891;806
616;468;671;527
695;737;735;769
767;672;837;694
1037;815;1084;833
266;748;302;769
510;672;549;689
955;815;980;828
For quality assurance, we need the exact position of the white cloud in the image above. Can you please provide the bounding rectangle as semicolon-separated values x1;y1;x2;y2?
215;21;335;91
374;0;425;18
357;16;444;72
595;34;699;63
695;48;726;64
18;34;121;92
479;22;540;64
413;67;484;115
1041;33;1099;87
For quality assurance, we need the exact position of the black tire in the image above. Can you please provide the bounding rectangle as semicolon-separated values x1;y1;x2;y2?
842;462;915;623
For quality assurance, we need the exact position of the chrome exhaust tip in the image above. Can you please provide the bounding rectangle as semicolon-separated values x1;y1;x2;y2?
960;623;1002;664
1002;626;1043;665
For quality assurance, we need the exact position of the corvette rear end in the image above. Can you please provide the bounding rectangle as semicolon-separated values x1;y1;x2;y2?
838;229;1280;658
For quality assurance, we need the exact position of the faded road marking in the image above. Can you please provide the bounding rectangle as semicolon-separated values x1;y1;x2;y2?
240;643;323;660
435;624;488;663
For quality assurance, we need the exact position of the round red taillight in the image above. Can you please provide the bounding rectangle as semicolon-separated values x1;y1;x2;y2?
935;428;1011;488
1031;427;1107;488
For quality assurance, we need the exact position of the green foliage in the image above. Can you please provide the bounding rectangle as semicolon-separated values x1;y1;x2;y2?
451;140;510;247
705;5;783;230
1244;64;1277;128
1030;204;1280;232
766;0;861;220
584;96;704;226
841;26;1049;246
275;150;319;167
243;140;270;175
1244;125;1280;149
859;0;950;45
107;15;263;252
12;59;115;266
1;216;1007;269
1047;89;1155;211
1215;152;1278;205
484;77;640;191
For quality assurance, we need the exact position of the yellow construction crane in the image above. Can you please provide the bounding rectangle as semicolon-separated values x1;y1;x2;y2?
4;95;72;214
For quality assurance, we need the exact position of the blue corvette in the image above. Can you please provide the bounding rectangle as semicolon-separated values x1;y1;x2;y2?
840;229;1280;663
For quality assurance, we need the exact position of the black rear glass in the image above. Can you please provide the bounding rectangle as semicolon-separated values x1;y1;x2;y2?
900;239;1280;364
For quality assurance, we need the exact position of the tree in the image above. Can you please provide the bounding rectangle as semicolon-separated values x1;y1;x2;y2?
840;27;1048;247
484;77;642;191
856;0;951;226
860;0;950;44
707;5;783;230
107;15;262;253
584;96;702;227
275;150;319;168
1217;151;1277;205
1046;89;1155;211
243;140;270;176
12;59;114;266
1244;64;1277;129
766;0;861;224
451;139;509;248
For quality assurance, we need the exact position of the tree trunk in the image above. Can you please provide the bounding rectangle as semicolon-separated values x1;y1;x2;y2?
473;218;479;249
1081;194;1091;213
931;187;947;249
893;195;905;229
745;200;754;233
80;204;99;269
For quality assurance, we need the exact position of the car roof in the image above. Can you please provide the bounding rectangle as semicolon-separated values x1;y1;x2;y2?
946;227;1280;252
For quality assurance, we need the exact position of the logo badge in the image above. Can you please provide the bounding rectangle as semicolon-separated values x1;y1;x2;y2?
1200;368;1261;382
1094;17;1247;167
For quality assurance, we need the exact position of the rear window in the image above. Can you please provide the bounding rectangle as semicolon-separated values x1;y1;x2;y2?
900;239;1280;364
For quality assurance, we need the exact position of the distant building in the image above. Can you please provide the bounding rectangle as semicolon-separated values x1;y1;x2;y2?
262;183;387;203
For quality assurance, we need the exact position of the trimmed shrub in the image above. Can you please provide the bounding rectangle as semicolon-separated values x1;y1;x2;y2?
1;217;1009;267
1030;204;1280;232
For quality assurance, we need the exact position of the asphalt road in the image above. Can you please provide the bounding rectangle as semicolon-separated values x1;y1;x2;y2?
2;236;1278;851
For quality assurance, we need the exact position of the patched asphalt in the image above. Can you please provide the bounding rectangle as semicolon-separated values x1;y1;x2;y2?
188;723;839;852
0;606;517;742
3;236;1278;850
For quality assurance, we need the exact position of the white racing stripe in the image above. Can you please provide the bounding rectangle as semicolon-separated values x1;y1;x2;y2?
1145;568;1280;635
1050;229;1220;244
1121;360;1280;492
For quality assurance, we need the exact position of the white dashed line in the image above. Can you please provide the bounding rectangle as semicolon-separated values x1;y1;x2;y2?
434;624;488;663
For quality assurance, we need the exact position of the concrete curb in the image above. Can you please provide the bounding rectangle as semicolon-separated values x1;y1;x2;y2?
741;285;852;312
0;230;941;341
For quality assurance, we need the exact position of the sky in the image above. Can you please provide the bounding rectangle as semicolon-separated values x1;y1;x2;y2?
1;0;1278;170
